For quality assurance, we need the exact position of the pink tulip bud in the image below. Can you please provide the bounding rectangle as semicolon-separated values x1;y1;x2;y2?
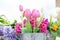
24;9;31;17
23;19;27;24
19;5;23;11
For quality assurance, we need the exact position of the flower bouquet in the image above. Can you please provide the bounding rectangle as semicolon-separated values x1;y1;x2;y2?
0;5;60;40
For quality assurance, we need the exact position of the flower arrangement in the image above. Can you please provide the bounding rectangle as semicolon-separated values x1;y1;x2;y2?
0;5;60;40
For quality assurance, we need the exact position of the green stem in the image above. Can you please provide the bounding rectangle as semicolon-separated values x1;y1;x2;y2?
50;16;52;25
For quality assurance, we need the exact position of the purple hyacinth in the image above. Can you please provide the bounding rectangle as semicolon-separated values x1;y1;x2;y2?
3;26;16;40
0;26;4;36
3;26;12;35
0;30;4;36
39;18;49;33
5;29;16;40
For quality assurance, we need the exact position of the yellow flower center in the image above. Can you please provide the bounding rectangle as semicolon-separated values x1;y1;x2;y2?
52;25;58;31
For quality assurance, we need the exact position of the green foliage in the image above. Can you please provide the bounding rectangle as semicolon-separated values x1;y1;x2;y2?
51;31;57;40
25;20;32;33
0;17;10;25
38;14;44;27
48;16;60;40
50;16;53;25
33;27;40;33
11;20;17;28
57;20;60;26
57;29;60;37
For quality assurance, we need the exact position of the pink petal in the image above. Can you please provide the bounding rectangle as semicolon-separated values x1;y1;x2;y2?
19;5;23;11
32;9;40;18
23;19;27;24
24;9;31;17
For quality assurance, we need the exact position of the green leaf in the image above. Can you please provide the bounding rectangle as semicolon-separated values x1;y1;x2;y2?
0;17;11;25
57;20;60;26
0;17;5;23
57;29;60;37
21;27;29;33
38;14;44;27
48;26;52;33
11;20;17;28
25;20;32;33
51;31;57;40
50;16;53;25
33;27;40;33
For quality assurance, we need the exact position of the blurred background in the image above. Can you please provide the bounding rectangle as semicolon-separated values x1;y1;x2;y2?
0;0;59;23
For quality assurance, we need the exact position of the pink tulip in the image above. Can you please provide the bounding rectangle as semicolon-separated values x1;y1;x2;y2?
19;5;23;11
23;19;27;24
24;9;31;17
14;23;22;34
32;9;40;18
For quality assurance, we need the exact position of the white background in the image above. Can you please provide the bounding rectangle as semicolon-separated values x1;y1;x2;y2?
0;0;56;22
